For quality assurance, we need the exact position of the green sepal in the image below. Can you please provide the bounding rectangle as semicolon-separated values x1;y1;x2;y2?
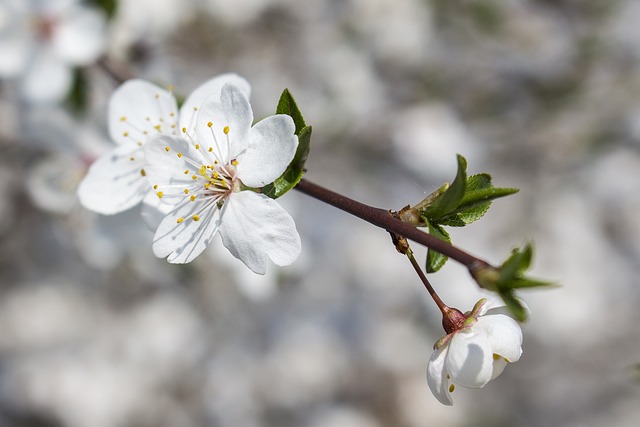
426;222;451;273
262;89;312;199
423;154;467;220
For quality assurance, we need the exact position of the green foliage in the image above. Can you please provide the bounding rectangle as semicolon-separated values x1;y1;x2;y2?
414;154;518;272
65;68;89;114
262;89;312;199
473;242;557;321
90;0;118;19
426;223;451;273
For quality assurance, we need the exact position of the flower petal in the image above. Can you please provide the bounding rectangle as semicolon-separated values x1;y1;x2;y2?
179;74;251;135
152;198;221;263
78;143;148;214
236;114;298;188
218;191;301;275
108;80;178;146
141;190;172;231
21;49;72;103
426;344;454;406
475;315;523;363
490;355;508;381
195;83;253;162
143;134;203;201
446;329;493;388
51;4;106;65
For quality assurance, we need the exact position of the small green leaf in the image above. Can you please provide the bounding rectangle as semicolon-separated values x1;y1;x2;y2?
262;89;312;199
263;125;312;199
426;222;451;273
498;242;533;287
423;154;467;220
65;68;88;113
90;0;118;19
276;88;306;134
499;289;528;322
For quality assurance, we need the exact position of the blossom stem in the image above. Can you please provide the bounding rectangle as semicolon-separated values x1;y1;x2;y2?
294;178;490;272
405;249;448;312
97;56;134;84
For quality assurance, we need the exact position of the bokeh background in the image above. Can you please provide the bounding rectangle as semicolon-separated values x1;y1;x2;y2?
1;0;640;426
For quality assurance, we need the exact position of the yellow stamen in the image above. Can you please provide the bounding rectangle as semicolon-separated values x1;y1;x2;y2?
123;131;129;137
184;169;189;175
176;217;184;223
449;384;455;393
140;169;146;177
153;184;158;190
190;195;196;202
165;146;170;152
231;159;238;166
129;156;135;161
120;116;127;122
182;127;187;133
192;175;197;180
184;189;189;194
192;214;200;221
207;121;213;128
177;153;182;158
195;144;200;149
223;126;230;134
157;191;164;198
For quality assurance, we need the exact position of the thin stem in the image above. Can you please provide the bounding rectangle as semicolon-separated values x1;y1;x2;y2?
294;178;488;270
97;56;133;85
406;249;447;312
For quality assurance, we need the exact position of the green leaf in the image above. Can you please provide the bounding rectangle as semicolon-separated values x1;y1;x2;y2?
90;0;118;19
261;89;312;199
437;173;519;226
262;126;312;199
498;242;533;287
423;154;467;220
499;289;528;322
65;68;88;113
426;222;451;273
276;88;306;134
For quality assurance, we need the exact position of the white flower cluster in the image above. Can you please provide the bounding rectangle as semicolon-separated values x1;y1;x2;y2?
78;74;301;274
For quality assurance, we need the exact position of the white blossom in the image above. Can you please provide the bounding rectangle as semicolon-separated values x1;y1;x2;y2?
427;299;523;405
77;74;250;215
0;0;106;103
143;82;301;273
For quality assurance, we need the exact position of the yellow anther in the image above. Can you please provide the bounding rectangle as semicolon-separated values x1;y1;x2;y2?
153;184;158;190
449;384;455;393
157;191;164;198
154;125;162;131
168;84;174;92
137;142;143;146
182;127;186;133
170;112;175;117
123;131;129;137
143;131;148;135
177;153;183;158
155;94;160;99
120;116;127;122
129;156;135;161
192;214;200;221
207;121;213;128
176;217;184;224
190;195;196;202
213;171;219;179
208;147;213;152
231;160;239;166
193;107;198;111
192;175;197;180
184;169;189;175
204;183;211;189
184;189;189;194
195;144;200;149
140;169;146;177
223;126;230;134
199;166;206;175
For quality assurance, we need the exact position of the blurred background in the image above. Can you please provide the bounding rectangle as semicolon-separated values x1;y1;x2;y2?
1;0;640;426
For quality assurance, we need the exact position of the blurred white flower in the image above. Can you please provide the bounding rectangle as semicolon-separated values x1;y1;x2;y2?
78;73;250;215
144;82;300;272
427;299;523;405
0;0;106;103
